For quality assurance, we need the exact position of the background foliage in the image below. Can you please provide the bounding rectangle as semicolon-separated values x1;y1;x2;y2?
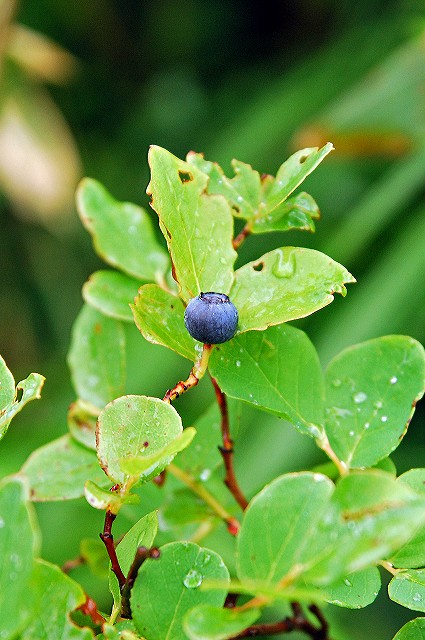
1;1;424;637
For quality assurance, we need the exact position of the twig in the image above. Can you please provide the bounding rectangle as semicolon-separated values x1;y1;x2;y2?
211;377;249;511
233;224;251;250
168;463;240;535
99;510;126;588
163;343;212;403
121;546;160;618
76;595;106;628
62;555;84;574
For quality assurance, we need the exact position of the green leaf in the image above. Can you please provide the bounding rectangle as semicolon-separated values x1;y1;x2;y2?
119;427;196;476
131;541;229;640
22;434;109;501
84;480;139;512
0;476;40;639
132;284;197;361
184;605;261;640
392;618;425;639
160;489;216;527
67;399;98;451
237;472;334;586
83;270;141;322
0;355;44;441
325;567;381;609
392;469;425;569
96;395;183;484
304;470;425;585
250;192;320;234
67;304;126;409
324;336;425;468
209;324;325;439
230;247;355;333
76;177;169;280
99;622;139;640
265;144;334;211
109;511;158;612
389;569;425;613
147;146;237;302
80;538;109;578
25;559;94;639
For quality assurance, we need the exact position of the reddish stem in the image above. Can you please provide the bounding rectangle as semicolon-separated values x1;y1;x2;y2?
99;511;126;588
233;224;251;250
76;595;106;628
121;546;161;619
211;377;249;511
228;602;330;639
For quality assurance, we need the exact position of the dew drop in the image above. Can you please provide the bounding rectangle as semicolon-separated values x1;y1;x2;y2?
201;553;211;566
349;430;355;436
200;469;211;482
381;416;388;423
237;196;243;203
332;379;342;388
413;593;423;602
235;360;241;367
353;391;367;404
184;569;203;589
364;422;370;429
220;257;227;265
0;517;4;528
390;376;398;384
343;578;352;587
374;401;383;409
272;249;296;279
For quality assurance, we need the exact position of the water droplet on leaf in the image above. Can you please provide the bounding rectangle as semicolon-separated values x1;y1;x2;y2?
381;416;388;422
390;376;398;384
235;360;241;367
353;391;367;404
272;250;296;278
343;578;352;587
183;569;203;589
332;379;342;388
200;469;211;482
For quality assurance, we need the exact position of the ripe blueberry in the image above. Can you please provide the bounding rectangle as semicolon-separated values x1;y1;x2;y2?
184;292;238;344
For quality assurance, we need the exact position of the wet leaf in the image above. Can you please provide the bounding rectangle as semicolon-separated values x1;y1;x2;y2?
325;336;425;468
83;270;141;322
325;567;381;609
391;469;425;568
250;191;320;234
389;569;425;613
230;247;355;333
77;178;169;280
184;605;261;640
147;146;237;302
131;541;229;640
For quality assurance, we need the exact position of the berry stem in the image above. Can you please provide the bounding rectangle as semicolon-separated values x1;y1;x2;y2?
163;343;212;403
99;510;126;589
211;377;249;511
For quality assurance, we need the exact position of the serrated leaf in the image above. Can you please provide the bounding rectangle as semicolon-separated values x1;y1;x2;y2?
392;469;425;569
83;270;141;322
0;476;40;639
325;567;381;609
25;559;94;639
97;395;182;484
67;304;126;409
389;569;425;613
237;472;334;586
84;480;139;512
304;470;425;585
132;284;197;361
393;618;425;639
67;399;98;451
186;152;262;220
147;146;237;302
325;336;425;468
109;511;158;612
131;541;229;640
230;247;355;333
119;427;196;476
250;192;320;234
76;178;169;280
0;356;44;441
266;144;334;210
22;434;109;501
209;324;325;439
184;605;261;640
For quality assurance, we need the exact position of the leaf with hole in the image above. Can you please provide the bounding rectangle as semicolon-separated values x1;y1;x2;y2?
76;177;169;280
147;146;237;302
131;541;229;640
230;247;355;333
324;336;425;468
96;395;183;484
209;324;325;440
132;284;197;361
67;304;126;409
83;270;141;322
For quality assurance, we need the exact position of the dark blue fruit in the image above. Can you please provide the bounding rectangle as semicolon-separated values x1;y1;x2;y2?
184;292;238;344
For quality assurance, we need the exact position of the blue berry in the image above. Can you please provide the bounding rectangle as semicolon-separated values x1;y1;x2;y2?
184;292;238;344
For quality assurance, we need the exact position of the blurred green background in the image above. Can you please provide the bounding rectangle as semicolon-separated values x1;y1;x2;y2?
0;0;424;637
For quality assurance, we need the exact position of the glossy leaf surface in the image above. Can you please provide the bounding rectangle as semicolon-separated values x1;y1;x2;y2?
22;434;109;501
147;146;236;302
209;324;325;439
391;469;425;568
96;395;182;484
76;177;169;280
132;284;197;361
389;569;425;613
131;541;229;640
83;270;141;322
67;304;126;409
325;336;425;468
325;567;381;609
230;247;355;333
